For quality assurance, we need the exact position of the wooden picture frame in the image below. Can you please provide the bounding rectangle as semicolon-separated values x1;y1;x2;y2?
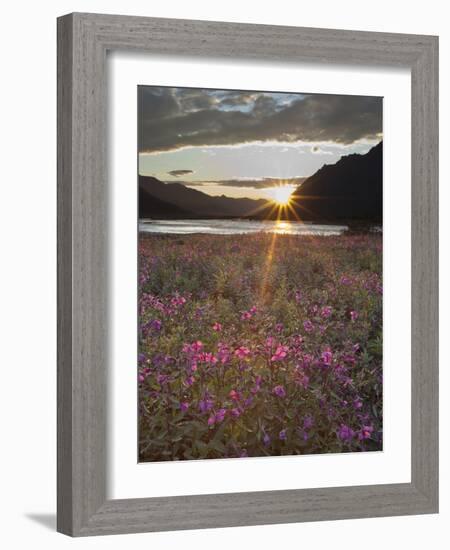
57;12;438;536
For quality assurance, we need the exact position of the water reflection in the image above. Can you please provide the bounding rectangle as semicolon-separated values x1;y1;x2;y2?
139;219;348;236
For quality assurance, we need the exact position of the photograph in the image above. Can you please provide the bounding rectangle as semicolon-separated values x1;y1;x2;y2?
137;85;383;462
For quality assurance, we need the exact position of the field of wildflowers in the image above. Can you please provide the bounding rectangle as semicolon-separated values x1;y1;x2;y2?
138;231;383;461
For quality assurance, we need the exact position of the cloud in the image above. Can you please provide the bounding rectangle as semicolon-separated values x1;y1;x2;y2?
172;177;308;189
139;87;382;152
218;91;260;107
167;169;194;177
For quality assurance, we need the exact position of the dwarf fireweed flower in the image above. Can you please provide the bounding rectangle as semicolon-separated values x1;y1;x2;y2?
183;375;195;387
250;384;260;395
350;310;359;321
231;408;241;418
198;397;214;413
244;396;253;408
250;375;263;394
229;389;240;401
302;353;314;368
303;320;314;333
207;415;216;426
138;366;151;382
183;340;204;354
217;349;231;365
353;397;363;410
271;345;289;362
171;294;187;307
212;322;222;332
241;306;257;321
180;401;190;412
192;340;203;352
337;424;355;441
273;385;286;398
321;350;333;366
358;425;374;440
321;306;332;319
234;346;251;360
342;376;354;387
303;415;314;429
295;370;309;389
215;408;227;423
342;353;356;365
156;373;169;386
197;352;218;365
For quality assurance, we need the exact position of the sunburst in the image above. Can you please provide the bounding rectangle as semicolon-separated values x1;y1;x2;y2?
265;184;296;205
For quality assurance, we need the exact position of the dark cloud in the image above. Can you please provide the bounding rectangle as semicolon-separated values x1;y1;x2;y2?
218;91;260;107
138;87;382;152
175;89;217;111
169;177;308;189
167;169;194;177
138;87;179;121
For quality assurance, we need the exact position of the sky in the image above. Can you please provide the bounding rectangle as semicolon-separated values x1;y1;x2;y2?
138;86;382;200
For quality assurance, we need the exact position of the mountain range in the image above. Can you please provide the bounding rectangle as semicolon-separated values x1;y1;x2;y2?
139;177;268;219
291;140;382;222
139;141;382;223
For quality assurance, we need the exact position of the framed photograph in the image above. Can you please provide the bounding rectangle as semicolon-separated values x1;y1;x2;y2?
57;13;438;536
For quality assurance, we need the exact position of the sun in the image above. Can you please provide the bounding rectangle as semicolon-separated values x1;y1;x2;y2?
266;185;295;205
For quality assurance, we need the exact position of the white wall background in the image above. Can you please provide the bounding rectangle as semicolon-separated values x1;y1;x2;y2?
0;1;447;548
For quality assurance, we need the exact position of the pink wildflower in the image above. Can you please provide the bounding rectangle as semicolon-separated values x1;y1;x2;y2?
358;425;374;440
234;346;251;360
191;340;203;353
271;345;289;362
321;306;332;319
229;389;240;401
273;385;286;398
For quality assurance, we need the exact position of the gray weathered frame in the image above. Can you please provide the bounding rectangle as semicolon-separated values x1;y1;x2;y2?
57;12;438;537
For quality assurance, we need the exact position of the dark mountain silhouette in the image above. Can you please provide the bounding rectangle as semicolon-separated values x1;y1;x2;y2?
139;176;269;218
139;185;194;218
290;141;383;222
